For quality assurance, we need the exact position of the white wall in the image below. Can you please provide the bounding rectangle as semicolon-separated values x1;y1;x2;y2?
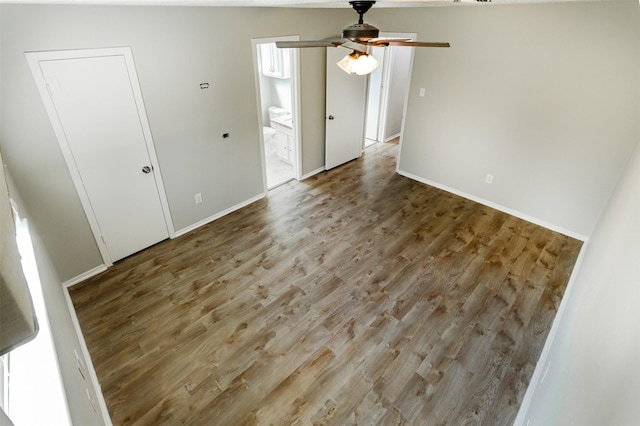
257;43;292;123
268;78;292;114
385;2;640;237
3;174;107;425
260;75;292;124
258;69;273;123
5;3;636;281
26;229;107;425
365;46;385;142
385;46;412;140
0;5;350;281
523;139;640;425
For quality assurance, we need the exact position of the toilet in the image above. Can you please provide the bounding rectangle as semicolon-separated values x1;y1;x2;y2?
262;126;277;153
262;106;290;154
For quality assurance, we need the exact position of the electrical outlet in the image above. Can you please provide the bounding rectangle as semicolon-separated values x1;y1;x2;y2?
194;193;203;204
485;174;494;184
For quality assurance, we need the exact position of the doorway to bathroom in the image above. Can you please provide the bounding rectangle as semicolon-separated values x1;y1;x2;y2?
252;36;302;190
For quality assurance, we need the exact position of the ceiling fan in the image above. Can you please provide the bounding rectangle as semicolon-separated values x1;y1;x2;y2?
275;0;450;75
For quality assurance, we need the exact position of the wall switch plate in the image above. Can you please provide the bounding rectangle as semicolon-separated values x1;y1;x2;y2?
195;193;202;204
419;88;426;97
485;174;494;184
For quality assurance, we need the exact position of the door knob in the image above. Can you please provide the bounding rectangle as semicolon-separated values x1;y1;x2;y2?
142;166;151;174
328;115;334;120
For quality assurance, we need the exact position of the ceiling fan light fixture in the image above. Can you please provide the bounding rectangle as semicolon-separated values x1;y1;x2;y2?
336;51;380;76
274;0;450;76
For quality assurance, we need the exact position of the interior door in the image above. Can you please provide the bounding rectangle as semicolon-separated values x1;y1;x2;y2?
32;52;170;263
325;47;368;170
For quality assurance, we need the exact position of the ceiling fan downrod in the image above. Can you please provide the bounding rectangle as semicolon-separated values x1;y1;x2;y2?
349;1;375;24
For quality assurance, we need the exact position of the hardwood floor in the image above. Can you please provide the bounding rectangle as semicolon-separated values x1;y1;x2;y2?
69;141;582;425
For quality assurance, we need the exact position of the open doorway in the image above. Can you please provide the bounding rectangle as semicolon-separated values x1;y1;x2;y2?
365;45;386;148
252;36;302;190
364;33;415;149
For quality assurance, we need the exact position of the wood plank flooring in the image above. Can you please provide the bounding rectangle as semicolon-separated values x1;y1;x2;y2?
69;140;582;425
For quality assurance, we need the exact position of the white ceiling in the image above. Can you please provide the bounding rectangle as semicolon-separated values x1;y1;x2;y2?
0;0;602;6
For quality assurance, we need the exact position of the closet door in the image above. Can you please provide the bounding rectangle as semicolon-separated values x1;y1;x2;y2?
27;48;172;264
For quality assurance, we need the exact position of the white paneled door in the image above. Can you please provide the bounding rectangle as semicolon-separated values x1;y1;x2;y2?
325;47;368;170
27;48;172;265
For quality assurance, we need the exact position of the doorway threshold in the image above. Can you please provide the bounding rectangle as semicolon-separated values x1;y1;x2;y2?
268;177;294;191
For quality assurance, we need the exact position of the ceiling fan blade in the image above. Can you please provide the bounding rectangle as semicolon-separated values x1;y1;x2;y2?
339;40;369;53
276;38;370;54
368;38;411;45
385;41;451;48
275;39;343;49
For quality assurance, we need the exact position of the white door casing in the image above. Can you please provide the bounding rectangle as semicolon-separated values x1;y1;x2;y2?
375;32;416;145
251;35;302;191
365;46;386;143
26;47;174;266
325;47;368;170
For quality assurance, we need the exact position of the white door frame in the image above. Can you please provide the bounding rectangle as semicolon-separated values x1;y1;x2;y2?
25;47;175;267
374;32;417;146
364;45;386;144
251;35;302;192
376;45;391;144
393;34;419;174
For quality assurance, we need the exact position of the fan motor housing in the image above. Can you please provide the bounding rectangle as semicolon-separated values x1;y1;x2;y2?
342;23;379;40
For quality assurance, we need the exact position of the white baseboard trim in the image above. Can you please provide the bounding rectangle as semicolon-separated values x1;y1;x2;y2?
64;194;268;286
63;264;108;288
301;167;325;181
174;193;266;237
57;191;270;426
513;240;589;425
63;287;113;426
397;169;588;241
385;133;401;142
